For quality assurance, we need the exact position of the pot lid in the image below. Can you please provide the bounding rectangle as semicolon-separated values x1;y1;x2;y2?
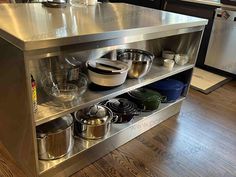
87;58;129;74
36;114;73;134
106;98;137;115
75;105;111;125
149;79;184;90
128;88;162;101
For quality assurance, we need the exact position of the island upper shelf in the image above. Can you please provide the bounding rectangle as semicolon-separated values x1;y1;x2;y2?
0;3;207;51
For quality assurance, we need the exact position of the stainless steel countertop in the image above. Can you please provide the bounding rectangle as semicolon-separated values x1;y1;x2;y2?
0;3;207;51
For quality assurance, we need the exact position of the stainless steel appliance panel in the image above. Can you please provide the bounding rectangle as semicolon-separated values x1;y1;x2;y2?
205;8;236;74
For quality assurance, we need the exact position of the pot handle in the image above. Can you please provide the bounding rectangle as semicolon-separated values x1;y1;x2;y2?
111;114;119;123
181;83;189;95
133;111;141;116
87;64;124;74
96;62;122;71
161;96;167;103
37;134;47;140
37;134;48;154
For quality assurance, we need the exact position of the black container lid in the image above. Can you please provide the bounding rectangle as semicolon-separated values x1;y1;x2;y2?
106;98;137;115
128;88;162;101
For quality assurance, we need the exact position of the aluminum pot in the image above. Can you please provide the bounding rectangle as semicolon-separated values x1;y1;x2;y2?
36;114;74;160
117;49;154;78
74;105;113;140
86;58;129;87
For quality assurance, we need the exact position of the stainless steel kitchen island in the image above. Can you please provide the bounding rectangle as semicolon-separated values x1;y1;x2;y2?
0;3;207;177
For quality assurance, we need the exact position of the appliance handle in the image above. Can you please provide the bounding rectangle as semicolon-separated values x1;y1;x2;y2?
215;9;236;21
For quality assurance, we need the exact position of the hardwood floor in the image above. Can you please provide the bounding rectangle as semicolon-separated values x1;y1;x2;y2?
72;81;236;177
0;142;26;177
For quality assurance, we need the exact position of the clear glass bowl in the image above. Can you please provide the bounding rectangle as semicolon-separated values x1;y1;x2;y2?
50;83;78;102
42;72;88;103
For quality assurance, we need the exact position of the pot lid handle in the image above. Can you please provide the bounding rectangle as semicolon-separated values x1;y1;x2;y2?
118;100;125;107
87;105;108;118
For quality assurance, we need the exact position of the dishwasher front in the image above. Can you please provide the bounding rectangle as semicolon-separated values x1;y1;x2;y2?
205;8;236;75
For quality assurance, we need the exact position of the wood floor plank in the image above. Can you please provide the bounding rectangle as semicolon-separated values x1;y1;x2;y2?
0;142;26;177
136;124;235;177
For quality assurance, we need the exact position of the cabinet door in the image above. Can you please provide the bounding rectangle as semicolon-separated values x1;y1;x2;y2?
164;0;216;67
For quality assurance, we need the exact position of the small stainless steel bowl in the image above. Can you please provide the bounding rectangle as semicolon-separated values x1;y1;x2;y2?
117;49;154;79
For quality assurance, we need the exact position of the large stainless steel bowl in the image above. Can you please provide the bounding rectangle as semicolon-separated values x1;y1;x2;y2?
117;49;154;78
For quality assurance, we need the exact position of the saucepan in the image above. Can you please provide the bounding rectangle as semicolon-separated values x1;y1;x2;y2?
74;105;113;140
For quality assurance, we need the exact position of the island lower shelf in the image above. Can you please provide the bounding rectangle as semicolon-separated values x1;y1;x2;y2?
39;97;185;177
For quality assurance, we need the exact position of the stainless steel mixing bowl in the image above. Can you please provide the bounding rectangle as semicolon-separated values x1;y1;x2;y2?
117;49;154;78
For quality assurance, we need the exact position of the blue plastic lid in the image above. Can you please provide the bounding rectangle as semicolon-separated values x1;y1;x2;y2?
149;79;184;90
